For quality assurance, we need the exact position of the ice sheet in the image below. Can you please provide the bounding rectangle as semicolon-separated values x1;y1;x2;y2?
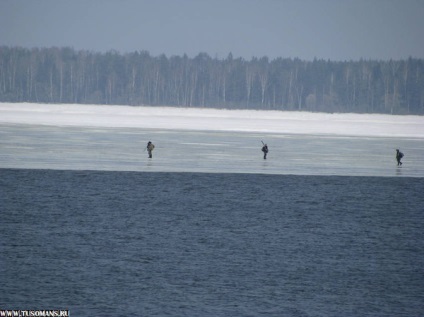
1;103;423;176
1;124;423;177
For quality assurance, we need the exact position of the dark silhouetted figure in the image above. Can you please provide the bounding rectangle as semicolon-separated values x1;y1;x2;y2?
396;149;404;166
147;141;155;158
262;144;269;160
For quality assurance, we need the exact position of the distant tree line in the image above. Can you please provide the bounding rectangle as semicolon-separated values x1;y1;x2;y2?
1;46;423;114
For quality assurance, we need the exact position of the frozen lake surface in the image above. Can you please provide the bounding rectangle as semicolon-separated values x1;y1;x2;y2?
1;124;423;177
1;103;423;177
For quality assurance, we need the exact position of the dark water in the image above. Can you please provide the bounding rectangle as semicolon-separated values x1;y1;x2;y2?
1;168;424;316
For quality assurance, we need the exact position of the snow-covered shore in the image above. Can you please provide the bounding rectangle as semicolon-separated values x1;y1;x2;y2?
1;102;423;138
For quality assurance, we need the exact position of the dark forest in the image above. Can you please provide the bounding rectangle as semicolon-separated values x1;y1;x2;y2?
1;46;423;114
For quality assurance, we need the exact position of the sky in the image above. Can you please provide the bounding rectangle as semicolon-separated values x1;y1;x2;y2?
0;0;423;61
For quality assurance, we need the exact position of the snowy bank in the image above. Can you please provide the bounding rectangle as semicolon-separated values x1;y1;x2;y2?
1;102;423;138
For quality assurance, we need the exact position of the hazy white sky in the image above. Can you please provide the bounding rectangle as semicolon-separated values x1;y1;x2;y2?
1;0;423;61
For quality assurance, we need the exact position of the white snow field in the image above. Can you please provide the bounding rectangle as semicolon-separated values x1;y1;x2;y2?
1;103;424;137
1;102;424;177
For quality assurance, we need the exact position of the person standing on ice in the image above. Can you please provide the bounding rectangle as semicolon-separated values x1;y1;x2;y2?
396;149;404;166
261;143;269;160
147;141;155;158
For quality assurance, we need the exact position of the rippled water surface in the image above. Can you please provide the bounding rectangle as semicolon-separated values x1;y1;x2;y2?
1;169;423;316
